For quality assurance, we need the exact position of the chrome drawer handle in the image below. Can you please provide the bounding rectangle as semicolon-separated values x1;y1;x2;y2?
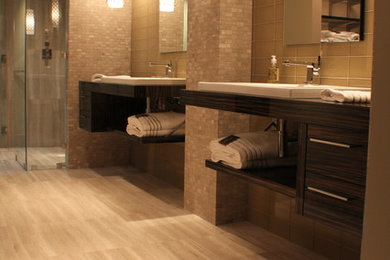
307;186;350;202
309;138;351;148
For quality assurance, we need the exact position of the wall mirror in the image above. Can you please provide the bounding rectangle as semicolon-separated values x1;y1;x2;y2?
284;0;365;45
159;0;188;53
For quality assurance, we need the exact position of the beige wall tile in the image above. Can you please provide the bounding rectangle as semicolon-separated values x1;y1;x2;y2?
321;42;351;57
252;0;374;87
320;78;349;86
321;56;350;78
350;34;373;56
349;57;373;78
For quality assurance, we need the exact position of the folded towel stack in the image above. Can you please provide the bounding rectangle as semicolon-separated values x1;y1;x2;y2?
209;131;296;169
126;112;185;137
320;89;371;103
321;30;360;43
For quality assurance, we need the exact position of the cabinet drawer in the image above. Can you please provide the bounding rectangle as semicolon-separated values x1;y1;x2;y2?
306;124;368;186
304;173;364;234
306;140;367;186
308;124;368;146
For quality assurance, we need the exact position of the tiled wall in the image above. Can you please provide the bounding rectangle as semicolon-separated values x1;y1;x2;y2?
131;0;186;77
184;0;253;224
130;0;186;188
67;0;133;168
252;0;374;88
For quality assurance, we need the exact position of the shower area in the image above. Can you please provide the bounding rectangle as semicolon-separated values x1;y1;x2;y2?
0;0;67;170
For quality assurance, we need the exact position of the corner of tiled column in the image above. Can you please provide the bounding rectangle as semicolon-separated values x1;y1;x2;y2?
184;0;253;225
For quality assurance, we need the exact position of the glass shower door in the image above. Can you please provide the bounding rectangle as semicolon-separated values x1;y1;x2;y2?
25;0;67;170
0;0;7;149
0;0;27;169
12;0;27;169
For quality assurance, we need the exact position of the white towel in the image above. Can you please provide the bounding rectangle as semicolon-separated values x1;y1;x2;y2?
91;74;105;82
209;131;296;169
320;89;371;103
321;30;360;42
91;74;131;82
126;112;185;137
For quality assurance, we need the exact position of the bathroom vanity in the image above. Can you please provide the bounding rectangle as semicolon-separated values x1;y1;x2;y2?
181;89;370;235
79;81;185;143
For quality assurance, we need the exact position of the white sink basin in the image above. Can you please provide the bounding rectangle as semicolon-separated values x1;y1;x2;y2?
95;75;186;86
198;82;367;99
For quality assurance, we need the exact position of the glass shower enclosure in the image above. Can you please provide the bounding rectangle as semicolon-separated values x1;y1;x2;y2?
0;0;67;170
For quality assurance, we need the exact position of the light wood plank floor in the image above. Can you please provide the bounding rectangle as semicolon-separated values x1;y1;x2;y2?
0;152;327;259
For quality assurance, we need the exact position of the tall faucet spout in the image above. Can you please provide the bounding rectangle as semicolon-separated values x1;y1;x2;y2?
282;56;321;84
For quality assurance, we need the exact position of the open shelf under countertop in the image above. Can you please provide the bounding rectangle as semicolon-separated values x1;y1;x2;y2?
205;160;297;198
115;130;185;144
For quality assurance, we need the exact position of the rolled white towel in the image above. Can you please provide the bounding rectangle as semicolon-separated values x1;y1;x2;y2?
320;89;371;103
91;74;106;82
126;112;185;137
209;131;280;167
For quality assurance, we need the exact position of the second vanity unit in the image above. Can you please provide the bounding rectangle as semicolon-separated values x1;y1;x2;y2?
181;87;370;236
79;78;186;143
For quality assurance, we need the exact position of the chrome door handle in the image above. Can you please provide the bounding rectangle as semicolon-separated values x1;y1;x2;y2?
309;138;352;148
307;186;351;202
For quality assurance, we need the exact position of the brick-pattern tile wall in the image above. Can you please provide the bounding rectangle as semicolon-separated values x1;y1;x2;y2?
185;0;253;224
67;0;133;168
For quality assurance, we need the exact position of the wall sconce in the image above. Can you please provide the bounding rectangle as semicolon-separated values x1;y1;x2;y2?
26;9;35;35
160;0;175;12
51;0;60;28
107;0;124;8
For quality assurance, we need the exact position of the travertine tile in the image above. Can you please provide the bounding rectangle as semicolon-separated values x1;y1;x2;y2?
67;0;133;168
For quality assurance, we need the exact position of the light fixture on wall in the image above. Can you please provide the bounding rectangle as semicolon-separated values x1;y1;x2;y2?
160;0;175;12
26;9;35;35
107;0;124;8
51;0;61;28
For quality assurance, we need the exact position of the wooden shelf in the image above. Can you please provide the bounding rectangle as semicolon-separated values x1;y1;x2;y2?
205;160;297;198
115;130;185;144
322;15;360;23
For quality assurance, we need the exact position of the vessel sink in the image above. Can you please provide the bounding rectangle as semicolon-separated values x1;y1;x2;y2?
198;82;367;99
98;75;186;86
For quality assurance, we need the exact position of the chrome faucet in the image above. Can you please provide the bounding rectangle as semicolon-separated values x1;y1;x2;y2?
282;56;321;84
148;60;173;77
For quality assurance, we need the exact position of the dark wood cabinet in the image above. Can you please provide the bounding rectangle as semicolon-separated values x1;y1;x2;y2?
180;89;370;235
79;81;185;133
303;124;368;235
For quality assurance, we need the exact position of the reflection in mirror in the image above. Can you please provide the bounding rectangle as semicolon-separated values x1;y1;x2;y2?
284;0;364;45
159;0;188;53
321;0;364;43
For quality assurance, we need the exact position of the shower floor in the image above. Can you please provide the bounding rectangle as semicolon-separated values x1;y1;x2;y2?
27;147;66;170
0;147;66;171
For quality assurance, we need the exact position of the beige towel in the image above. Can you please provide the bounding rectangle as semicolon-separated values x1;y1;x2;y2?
126;112;185;137
320;89;371;103
209;131;297;169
